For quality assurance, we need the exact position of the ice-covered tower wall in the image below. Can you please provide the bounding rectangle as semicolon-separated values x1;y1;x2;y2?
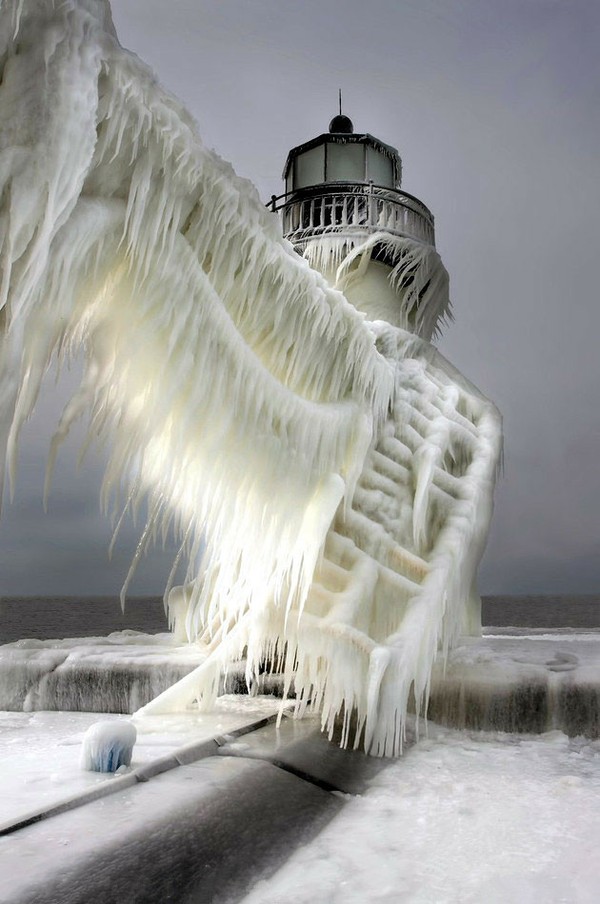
0;0;501;755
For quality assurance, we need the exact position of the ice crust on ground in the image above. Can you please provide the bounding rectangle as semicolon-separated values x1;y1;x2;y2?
0;0;501;754
242;723;600;904
0;700;284;828
1;714;599;904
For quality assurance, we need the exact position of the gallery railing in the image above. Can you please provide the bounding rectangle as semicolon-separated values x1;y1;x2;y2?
268;182;435;248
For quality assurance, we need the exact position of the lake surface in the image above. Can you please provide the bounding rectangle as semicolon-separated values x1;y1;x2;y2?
482;594;600;629
0;596;169;644
0;594;599;644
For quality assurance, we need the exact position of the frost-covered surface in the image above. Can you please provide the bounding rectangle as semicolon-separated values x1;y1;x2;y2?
0;697;282;828
0;630;202;711
3;629;599;740
0;0;501;755
243;722;600;904
435;631;600;681
427;631;600;736
3;713;600;903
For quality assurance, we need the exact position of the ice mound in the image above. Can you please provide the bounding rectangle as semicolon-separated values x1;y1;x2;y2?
81;720;137;773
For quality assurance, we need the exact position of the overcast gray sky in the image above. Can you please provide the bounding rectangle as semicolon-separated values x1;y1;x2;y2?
1;0;598;596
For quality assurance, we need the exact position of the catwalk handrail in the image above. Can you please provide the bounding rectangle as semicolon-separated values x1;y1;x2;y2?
268;182;436;247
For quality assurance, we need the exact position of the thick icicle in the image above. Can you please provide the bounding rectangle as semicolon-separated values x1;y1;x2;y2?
303;232;451;340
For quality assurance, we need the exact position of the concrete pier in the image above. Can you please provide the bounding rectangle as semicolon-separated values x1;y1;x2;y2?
426;630;600;738
1;628;600;901
1;629;599;738
0;710;384;904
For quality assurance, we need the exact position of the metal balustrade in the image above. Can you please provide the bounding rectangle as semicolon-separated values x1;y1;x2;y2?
268;182;435;248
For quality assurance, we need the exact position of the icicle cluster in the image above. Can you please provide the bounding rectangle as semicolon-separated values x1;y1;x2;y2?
0;0;502;756
0;0;392;622
303;232;451;340
142;326;501;756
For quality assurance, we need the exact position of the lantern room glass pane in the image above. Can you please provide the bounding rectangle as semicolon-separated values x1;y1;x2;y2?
295;146;325;189
366;147;393;187
326;142;364;182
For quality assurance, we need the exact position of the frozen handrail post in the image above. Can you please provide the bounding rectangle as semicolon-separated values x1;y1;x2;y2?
0;0;501;756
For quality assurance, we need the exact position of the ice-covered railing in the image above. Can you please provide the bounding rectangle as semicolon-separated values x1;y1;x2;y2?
270;184;449;341
0;0;501;756
269;182;436;249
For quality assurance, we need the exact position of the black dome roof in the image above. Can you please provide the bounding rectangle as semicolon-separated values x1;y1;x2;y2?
328;114;354;134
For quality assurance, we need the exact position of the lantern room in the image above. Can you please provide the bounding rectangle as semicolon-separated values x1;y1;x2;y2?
282;114;402;195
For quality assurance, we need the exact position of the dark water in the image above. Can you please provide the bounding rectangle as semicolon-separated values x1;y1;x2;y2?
0;594;599;644
0;596;168;644
482;595;600;630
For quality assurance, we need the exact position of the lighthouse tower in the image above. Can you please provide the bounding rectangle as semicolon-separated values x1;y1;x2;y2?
270;112;450;339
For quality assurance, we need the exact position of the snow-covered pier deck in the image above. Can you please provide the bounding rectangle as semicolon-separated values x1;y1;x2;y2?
1;630;600;902
0;707;384;903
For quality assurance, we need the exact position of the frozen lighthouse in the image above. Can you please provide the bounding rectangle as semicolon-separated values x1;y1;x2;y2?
0;0;502;756
144;115;502;755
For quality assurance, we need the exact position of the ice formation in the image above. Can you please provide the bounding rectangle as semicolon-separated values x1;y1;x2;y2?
0;0;501;755
81;719;136;772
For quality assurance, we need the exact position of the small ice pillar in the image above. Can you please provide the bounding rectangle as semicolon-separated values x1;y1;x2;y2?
81;720;137;773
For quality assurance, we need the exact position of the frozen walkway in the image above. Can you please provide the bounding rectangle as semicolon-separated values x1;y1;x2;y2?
1;630;600;900
0;698;284;833
0;709;386;904
2;709;600;903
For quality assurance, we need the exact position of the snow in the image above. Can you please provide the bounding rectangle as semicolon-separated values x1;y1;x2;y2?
0;750;337;904
242;721;600;904
0;0;501;755
3;709;599;902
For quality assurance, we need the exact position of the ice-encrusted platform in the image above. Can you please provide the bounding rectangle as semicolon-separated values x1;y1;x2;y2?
0;631;201;712
427;629;600;737
2;709;600;904
1;632;600;902
0;709;378;904
1;628;599;738
0;628;600;738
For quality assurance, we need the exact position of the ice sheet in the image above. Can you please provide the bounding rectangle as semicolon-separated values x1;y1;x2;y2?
243;721;600;904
